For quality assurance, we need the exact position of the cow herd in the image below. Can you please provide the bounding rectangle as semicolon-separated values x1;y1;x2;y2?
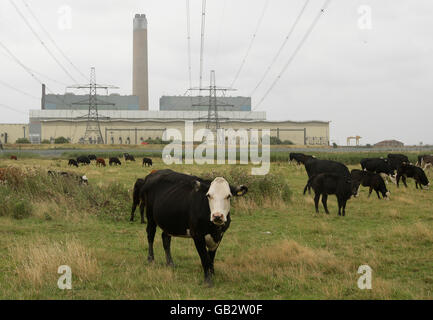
68;153;154;169
1;150;431;286
290;152;430;216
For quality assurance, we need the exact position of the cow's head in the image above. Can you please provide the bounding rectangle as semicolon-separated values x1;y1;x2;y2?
194;177;248;226
80;175;88;185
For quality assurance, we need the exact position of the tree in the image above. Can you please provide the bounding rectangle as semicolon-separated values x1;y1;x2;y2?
16;138;30;144
54;136;69;144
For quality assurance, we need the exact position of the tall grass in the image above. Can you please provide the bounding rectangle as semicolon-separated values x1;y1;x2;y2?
8;237;99;287
0;168;130;221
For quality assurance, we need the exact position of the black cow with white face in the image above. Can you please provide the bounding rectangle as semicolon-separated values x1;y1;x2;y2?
387;154;409;171
351;169;390;199
360;158;396;182
131;169;248;286
396;163;430;189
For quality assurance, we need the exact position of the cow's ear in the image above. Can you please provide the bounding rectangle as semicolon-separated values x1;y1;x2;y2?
231;185;248;197
192;180;210;193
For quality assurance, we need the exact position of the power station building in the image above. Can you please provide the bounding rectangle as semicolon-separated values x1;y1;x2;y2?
1;13;330;146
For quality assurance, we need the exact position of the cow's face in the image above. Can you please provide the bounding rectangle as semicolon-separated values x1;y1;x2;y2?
195;178;248;226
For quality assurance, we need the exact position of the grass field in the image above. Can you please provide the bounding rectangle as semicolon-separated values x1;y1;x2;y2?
0;154;432;299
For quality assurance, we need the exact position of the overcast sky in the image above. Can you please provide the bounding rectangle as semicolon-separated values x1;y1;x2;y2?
0;0;432;145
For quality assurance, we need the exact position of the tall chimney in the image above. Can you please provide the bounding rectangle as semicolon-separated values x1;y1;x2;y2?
41;83;46;109
133;14;149;110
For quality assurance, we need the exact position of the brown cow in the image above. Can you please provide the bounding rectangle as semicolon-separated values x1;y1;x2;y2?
421;155;433;170
10;155;17;160
96;158;106;167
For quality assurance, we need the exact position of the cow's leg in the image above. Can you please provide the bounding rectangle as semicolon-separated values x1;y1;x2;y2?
314;193;320;213
146;209;156;263
342;199;347;216
139;202;145;224
208;250;216;275
368;187;373;198
402;175;408;188
337;197;342;216
192;236;213;286
130;200;138;222
375;189;381;199
162;232;174;267
321;194;329;214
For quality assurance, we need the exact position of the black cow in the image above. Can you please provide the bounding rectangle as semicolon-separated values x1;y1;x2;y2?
360;158;395;175
109;157;122;166
88;154;97;161
124;153;135;162
68;159;78;167
396;163;429;189
130;169;248;286
289;153;315;165
306;173;353;216
351;169;389;199
303;159;350;195
387;154;409;171
142;157;153;167
76;155;91;165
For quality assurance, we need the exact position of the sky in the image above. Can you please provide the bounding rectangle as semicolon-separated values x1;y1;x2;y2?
0;0;432;145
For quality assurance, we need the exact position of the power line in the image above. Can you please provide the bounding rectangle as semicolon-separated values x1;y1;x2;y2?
230;0;270;89
27;68;70;87
0;103;28;115
213;0;227;69
254;0;332;110
250;0;311;97
1;50;69;86
199;0;207;91
186;0;192;94
0;40;75;110
9;0;80;84
0;79;39;99
21;0;88;82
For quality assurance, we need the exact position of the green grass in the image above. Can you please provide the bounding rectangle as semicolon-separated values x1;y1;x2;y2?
0;156;432;299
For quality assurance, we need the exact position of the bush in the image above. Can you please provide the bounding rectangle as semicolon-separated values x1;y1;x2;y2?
41;139;51;144
332;142;338;148
54;136;69;144
11;200;33;219
16;138;30;144
201;166;291;208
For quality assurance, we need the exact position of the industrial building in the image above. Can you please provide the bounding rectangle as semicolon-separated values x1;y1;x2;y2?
0;13;330;146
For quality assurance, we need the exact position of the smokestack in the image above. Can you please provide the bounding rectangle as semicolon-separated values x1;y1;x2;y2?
41;83;46;109
133;14;149;110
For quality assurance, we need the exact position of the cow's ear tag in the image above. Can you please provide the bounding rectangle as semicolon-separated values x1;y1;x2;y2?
237;191;243;196
194;180;201;192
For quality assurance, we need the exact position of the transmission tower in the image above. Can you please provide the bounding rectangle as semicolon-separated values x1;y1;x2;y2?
68;67;119;144
189;70;235;131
